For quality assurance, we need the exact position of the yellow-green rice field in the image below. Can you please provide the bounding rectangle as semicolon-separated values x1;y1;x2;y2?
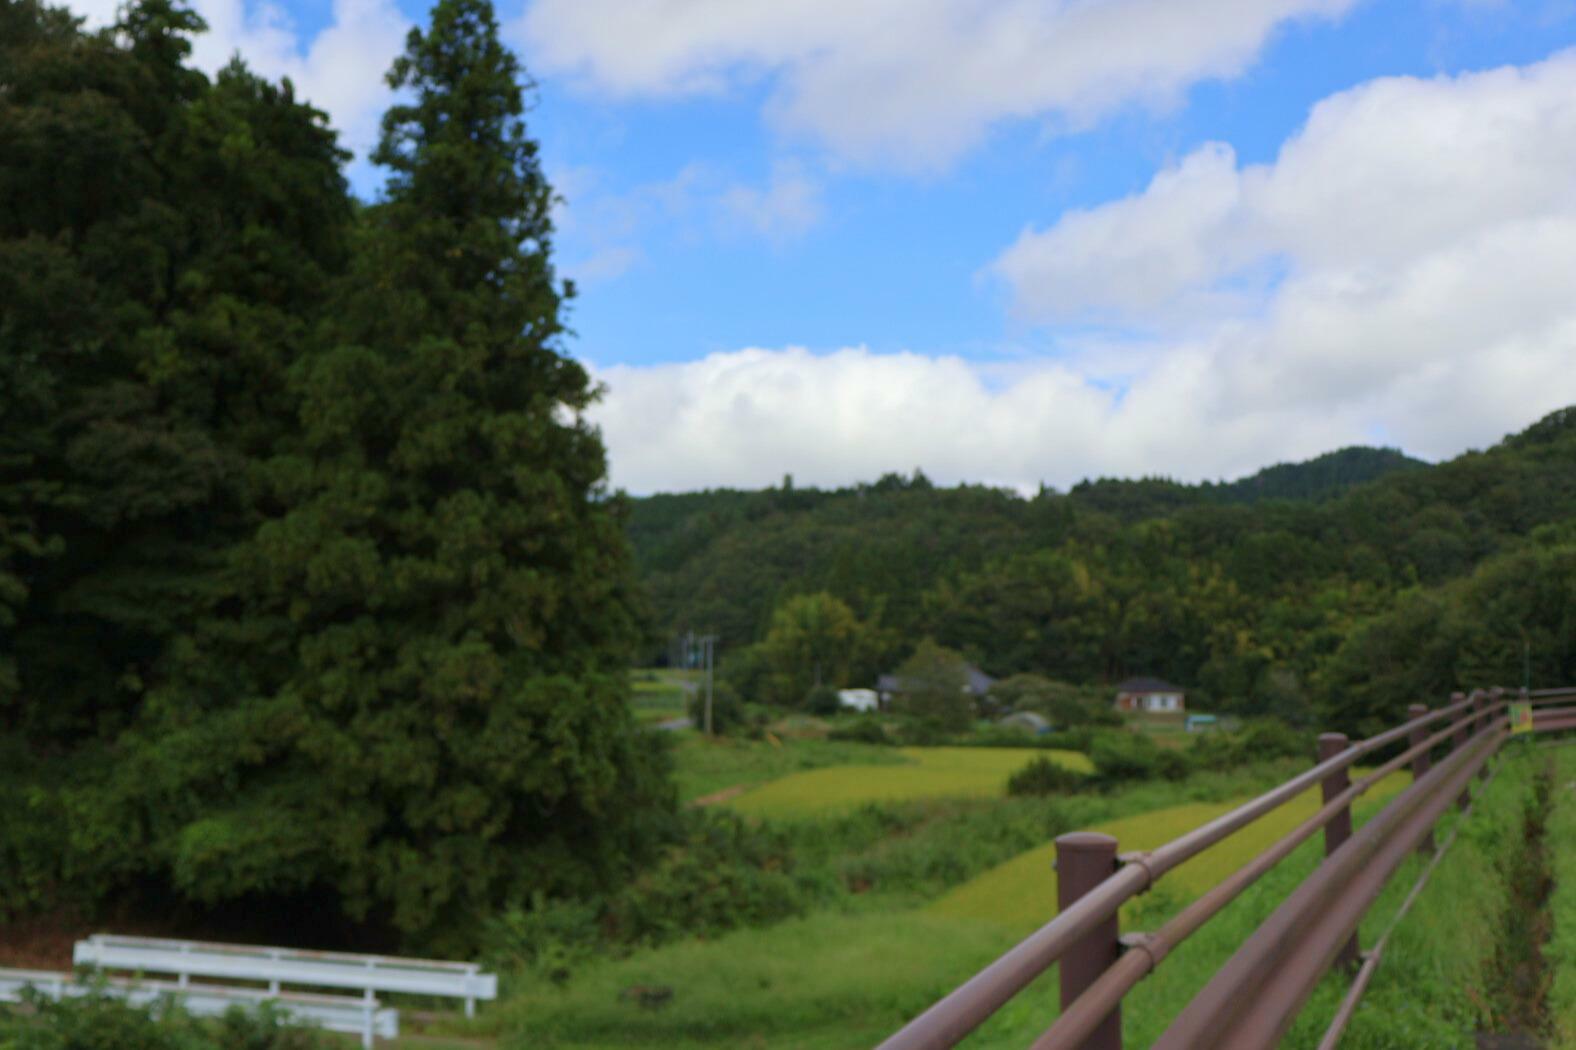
930;770;1411;931
726;746;1093;818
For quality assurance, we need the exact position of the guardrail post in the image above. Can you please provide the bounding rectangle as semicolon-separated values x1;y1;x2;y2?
1056;832;1121;1050
1482;688;1500;779
1450;692;1470;812
1406;703;1435;854
1317;732;1360;971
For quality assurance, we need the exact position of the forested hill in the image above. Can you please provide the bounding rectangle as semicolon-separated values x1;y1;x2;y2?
627;409;1576;727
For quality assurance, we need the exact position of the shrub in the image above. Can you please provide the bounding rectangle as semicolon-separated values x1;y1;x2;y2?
0;988;327;1049
1154;748;1192;781
482;810;822;984
1088;731;1163;784
827;718;893;746
1006;757;1092;797
803;685;841;716
895;717;951;746
1188;720;1312;768
687;681;745;734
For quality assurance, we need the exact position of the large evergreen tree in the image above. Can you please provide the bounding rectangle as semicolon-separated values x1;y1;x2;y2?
69;0;671;944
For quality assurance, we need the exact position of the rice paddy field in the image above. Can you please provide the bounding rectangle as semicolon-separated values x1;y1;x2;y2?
727;746;1093;817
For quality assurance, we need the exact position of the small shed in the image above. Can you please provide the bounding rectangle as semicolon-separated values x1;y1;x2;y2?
1114;676;1186;713
998;711;1051;735
838;688;879;713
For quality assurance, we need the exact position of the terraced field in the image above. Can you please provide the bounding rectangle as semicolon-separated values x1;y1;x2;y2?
727;747;1093;817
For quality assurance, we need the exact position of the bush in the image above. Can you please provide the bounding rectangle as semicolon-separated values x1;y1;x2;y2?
827;718;893;746
1188;720;1312;769
803;685;841;716
894;717;951;746
1088;731;1162;784
482;810;823;984
1006;757;1092;797
687;681;745;734
0;988;327;1049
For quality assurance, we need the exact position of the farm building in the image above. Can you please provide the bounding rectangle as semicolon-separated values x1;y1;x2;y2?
1114;676;1186;713
837;688;879;712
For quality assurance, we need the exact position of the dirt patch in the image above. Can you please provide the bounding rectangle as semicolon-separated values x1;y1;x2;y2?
689;784;749;807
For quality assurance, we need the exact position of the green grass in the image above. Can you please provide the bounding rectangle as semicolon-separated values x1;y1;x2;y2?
1545;743;1576;1049
1276;745;1542;1048
727;747;1092;817
488;911;1011;1049
668;734;905;802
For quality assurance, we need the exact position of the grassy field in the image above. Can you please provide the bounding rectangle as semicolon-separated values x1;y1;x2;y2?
629;672;690;725
727;747;1092;818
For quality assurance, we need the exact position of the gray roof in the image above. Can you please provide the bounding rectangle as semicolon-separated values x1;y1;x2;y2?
878;665;996;696
1116;676;1184;694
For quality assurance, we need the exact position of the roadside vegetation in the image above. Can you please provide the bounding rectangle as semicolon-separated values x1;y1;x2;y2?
1544;745;1576;1049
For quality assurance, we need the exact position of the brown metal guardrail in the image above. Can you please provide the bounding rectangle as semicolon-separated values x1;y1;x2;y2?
878;685;1573;1050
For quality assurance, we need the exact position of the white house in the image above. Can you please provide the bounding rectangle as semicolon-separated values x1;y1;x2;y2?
1114;676;1186;713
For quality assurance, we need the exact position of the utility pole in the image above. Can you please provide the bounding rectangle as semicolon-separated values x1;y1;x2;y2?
700;633;719;735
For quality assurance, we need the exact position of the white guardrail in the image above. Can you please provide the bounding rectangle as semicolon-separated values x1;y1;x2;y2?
73;934;497;1015
0;967;398;1048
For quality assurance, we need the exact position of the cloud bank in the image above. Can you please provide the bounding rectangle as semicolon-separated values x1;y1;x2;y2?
593;52;1576;493
521;0;1357;169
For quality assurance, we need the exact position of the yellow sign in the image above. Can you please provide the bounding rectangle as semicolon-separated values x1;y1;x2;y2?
1509;701;1534;735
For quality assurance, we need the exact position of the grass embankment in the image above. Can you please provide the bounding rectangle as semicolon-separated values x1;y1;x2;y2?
728;747;1092;817
1275;743;1550;1047
1544;744;1576;1049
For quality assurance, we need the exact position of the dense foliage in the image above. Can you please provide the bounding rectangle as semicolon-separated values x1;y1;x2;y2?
0;0;670;944
633;411;1576;728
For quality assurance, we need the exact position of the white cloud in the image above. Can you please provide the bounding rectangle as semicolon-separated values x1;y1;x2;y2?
592;52;1576;494
718;162;823;243
553;161;825;283
520;0;1357;169
65;0;409;173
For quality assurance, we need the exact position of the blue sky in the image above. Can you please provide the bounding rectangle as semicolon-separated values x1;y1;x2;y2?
63;0;1576;493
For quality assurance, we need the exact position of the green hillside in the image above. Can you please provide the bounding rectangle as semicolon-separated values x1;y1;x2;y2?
627;410;1576;730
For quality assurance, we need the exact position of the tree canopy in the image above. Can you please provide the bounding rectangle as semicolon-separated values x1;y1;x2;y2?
1;0;670;946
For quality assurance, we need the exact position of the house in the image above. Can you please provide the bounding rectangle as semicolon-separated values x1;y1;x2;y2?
837;688;880;713
877;665;995;708
1114;676;1186;714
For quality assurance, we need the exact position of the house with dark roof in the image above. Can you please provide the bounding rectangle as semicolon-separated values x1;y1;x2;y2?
1114;676;1186;714
877;665;995;709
